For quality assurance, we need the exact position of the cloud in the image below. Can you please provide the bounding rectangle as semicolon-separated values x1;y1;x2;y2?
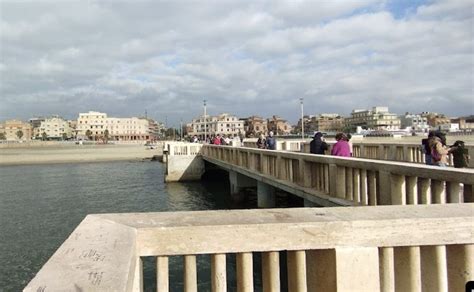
0;0;472;125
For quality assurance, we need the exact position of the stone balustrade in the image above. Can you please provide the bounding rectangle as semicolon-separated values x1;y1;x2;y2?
202;145;474;206
243;139;474;168
24;204;474;291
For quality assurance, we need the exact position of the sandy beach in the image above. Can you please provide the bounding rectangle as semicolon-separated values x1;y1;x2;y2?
0;144;162;166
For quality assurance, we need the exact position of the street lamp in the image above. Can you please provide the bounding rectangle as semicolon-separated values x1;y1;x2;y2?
300;97;304;140
203;99;207;143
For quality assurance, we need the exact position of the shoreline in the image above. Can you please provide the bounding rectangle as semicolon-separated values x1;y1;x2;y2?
0;144;162;166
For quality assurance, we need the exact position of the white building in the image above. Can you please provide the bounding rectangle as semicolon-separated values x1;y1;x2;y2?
77;111;153;141
400;113;430;132
39;116;73;139
188;113;244;139
345;106;401;131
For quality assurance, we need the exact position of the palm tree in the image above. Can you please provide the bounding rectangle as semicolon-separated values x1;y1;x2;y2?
0;132;6;140
41;132;48;141
62;133;68;140
16;130;23;140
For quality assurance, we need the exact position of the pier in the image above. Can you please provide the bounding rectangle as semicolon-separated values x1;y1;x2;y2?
25;142;474;291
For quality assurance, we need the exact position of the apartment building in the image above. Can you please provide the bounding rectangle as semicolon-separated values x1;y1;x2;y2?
77;111;154;141
400;113;430;132
0;120;33;141
38;116;73;139
345;106;401;131
188;113;244;138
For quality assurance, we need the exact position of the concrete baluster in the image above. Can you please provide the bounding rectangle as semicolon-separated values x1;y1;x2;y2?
418;178;431;204
132;257;144;292
211;254;227;292
378;145;385;160
287;250;307;292
431;179;446;204
184;255;197;292
360;169;368;205
379;247;395;292
157;256;169;292
324;164;330;194
447;182;462;203
345;167;353;201
406;176;418;205
378;170;392;205
368;171;377;205
447;244;473;292
420;246;448;292
262;251;280;292
237;252;254;292
390;174;406;205
394;247;421;292
353;168;361;203
335;166;346;199
402;146;410;162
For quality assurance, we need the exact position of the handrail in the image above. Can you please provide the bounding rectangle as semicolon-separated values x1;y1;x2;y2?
24;204;474;291
202;145;474;206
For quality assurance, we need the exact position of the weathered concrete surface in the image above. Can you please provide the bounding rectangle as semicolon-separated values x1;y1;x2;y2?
24;204;474;291
23;215;138;292
165;155;205;182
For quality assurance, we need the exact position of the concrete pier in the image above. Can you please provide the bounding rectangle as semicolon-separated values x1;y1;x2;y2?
257;181;276;208
229;170;256;200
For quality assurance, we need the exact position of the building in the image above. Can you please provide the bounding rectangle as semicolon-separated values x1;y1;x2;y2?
297;114;344;134
345;106;401;131
267;115;292;135
0;120;33;141
243;116;268;137
77;111;154;141
400;113;430;133
38;116;73;139
451;116;474;131
187;113;244;139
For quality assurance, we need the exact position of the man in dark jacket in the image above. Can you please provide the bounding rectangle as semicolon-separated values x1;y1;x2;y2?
265;131;276;150
310;132;328;154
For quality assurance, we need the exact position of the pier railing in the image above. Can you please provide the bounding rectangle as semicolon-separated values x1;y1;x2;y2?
243;139;474;167
202;145;474;205
24;204;473;291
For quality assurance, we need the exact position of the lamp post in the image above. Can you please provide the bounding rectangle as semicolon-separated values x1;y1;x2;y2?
180;118;183;140
300;97;304;140
203;99;207;143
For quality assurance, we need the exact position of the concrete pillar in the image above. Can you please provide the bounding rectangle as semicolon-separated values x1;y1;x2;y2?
229;171;257;201
257;181;276;208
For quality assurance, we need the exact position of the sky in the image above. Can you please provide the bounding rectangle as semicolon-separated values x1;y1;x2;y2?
0;0;473;126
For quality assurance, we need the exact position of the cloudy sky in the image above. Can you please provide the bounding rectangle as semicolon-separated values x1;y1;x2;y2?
0;0;472;126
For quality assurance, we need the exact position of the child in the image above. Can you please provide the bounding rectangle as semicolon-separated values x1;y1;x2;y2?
450;140;470;168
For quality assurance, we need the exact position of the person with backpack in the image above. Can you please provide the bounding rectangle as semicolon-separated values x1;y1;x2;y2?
429;131;450;167
265;131;276;150
450;140;470;168
421;131;435;165
309;132;328;154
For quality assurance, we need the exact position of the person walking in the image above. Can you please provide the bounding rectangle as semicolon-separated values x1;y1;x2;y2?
309;132;328;154
421;131;435;165
265;131;276;150
256;133;266;149
331;133;351;157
